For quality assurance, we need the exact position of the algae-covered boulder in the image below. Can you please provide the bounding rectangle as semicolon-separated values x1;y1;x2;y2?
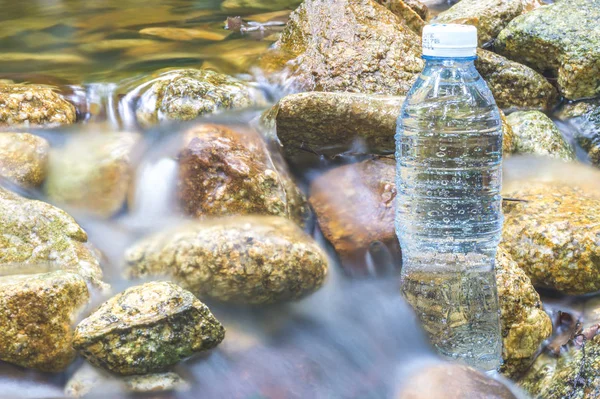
125;216;328;305
133;69;267;127
73;281;225;376
397;364;518;399
65;363;188;398
505;111;575;161
434;0;542;46
259;0;423;95
557;100;600;168
0;132;49;187
309;158;399;273
496;0;600;100
178;124;308;225
496;247;552;378
502;181;600;295
0;271;89;372
0;187;105;288
475;49;557;111
0;83;76;127
519;335;600;398
46;132;140;218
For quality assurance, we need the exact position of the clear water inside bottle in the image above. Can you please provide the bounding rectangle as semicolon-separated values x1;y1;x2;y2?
395;56;503;371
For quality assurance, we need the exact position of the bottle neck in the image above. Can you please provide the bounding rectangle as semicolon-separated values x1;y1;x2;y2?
422;55;477;68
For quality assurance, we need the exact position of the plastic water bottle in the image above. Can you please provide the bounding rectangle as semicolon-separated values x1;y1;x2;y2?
395;24;503;372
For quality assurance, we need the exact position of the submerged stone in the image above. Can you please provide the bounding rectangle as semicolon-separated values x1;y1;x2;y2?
505;111;575;161
495;0;600;100
502;181;600;295
132;69;267;127
0;187;105;288
73;281;225;375
178;124;308;225
0;132;49;187
434;0;541;46
496;246;552;378
557;99;600;168
475;49;557;111
124;216;328;305
259;0;423;95
46;132;140;218
0;83;76;127
221;0;301;12
0;271;89;372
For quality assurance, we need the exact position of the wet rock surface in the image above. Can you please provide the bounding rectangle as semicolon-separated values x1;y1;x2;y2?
259;0;423;95
375;0;427;34
309;158;398;273
65;363;188;397
73;281;225;375
0;271;88;372
496;0;600;100
125;216;328;305
496;246;552;378
0;187;105;288
558;99;600;168
178;124;308;225
46;132;140;218
502;181;600;295
505;111;575;161
0;83;76;127
0;132;49;187
475;49;557;111
221;0;302;13
397;363;518;399
132;69;267;127
434;0;542;46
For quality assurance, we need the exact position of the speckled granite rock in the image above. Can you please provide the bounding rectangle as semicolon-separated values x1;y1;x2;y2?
0;271;88;371
0;83;76;127
309;158;398;271
0;187;105;288
496;0;600;100
0;132;49;187
65;363;188;397
133;69;267;127
557;100;600;168
46;132;139;218
506;111;575;161
124;216;328;305
434;0;542;46
73;281;224;375
519;335;600;398
259;0;423;95
475;49;557;111
501;111;517;154
397;364;517;399
496;246;552;378
178;124;308;225
375;0;426;34
399;0;429;21
502;182;600;295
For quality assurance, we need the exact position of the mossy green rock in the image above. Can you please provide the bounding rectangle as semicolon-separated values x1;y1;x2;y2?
73;281;225;376
434;0;542;46
557;100;600;168
519;335;600;398
0;132;49;187
502;181;600;295
496;246;552;378
134;69;267;127
0;187;105;288
475;49;557;111
0;271;89;372
506;111;575;161
259;0;423;95
46;132;140;218
496;0;600;100
124;216;328;305
0;83;76;127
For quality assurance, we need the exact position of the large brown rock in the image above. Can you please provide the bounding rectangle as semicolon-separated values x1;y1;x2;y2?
0;132;49;187
259;0;423;95
178;124;308;225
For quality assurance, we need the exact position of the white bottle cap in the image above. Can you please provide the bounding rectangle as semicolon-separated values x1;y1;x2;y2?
422;24;477;58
